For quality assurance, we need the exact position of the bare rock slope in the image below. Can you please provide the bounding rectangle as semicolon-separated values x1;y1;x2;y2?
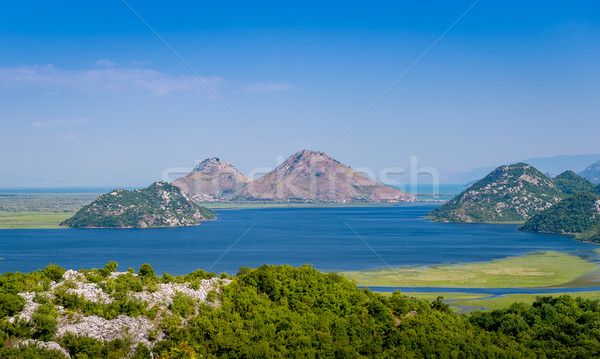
173;157;251;201
234;150;414;202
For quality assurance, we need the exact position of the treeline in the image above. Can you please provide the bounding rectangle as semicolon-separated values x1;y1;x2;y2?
2;264;600;358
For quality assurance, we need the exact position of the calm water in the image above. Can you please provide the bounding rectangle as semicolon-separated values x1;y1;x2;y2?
0;205;598;275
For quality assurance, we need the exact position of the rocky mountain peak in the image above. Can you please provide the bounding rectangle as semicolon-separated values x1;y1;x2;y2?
174;157;251;201
193;157;229;173
235;150;414;203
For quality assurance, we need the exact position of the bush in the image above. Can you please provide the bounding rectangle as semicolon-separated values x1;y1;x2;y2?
169;292;196;318
42;264;66;282
99;261;119;277
132;343;152;359
0;293;25;318
59;333;129;358
32;304;58;341
138;264;155;278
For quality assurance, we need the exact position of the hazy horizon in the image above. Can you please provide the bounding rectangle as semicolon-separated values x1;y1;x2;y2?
1;1;599;187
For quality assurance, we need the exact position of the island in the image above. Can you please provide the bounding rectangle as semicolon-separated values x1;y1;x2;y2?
60;182;215;228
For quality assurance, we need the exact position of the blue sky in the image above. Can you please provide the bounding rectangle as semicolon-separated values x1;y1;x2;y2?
0;1;599;187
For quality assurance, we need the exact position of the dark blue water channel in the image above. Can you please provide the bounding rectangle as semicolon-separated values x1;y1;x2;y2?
0;205;598;276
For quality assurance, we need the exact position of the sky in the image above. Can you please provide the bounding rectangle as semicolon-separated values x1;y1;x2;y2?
0;1;599;187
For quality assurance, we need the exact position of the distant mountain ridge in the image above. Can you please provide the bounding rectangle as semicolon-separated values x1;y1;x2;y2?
61;182;215;228
173;157;251;201
173;150;414;203
441;154;600;185
579;161;600;184
428;163;565;223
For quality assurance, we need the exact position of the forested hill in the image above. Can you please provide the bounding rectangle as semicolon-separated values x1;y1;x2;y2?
428;163;565;223
551;170;596;195
3;263;600;358
60;182;215;228
520;191;600;242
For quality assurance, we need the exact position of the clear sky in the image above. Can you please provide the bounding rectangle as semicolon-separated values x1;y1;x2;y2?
1;1;599;187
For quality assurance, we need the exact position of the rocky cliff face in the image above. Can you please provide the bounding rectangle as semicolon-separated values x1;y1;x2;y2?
173;158;251;201
234;150;414;202
61;182;215;228
579;160;600;184
428;163;565;223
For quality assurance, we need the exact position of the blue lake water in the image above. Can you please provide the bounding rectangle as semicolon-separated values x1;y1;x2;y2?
1;205;599;276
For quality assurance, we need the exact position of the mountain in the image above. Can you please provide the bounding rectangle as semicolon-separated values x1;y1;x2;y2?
428;163;565;223
520;191;600;240
172;157;251;201
234;150;415;202
551;171;596;195
440;154;600;185
61;182;215;228
579;161;600;184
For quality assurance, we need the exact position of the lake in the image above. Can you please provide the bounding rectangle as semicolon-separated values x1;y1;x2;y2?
1;205;598;276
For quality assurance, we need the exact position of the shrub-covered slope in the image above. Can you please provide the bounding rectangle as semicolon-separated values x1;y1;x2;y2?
61;182;215;228
429;163;565;223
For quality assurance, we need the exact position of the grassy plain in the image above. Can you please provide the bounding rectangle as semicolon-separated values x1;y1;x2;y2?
0;193;98;229
0;211;74;229
343;251;598;288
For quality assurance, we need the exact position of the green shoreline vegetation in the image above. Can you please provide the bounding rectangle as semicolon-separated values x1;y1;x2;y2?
342;251;598;288
3;263;600;357
377;292;600;313
452;291;600;312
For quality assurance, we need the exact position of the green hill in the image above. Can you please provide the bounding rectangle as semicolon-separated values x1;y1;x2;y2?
520;191;600;234
551;170;596;195
428;163;565;223
61;182;215;228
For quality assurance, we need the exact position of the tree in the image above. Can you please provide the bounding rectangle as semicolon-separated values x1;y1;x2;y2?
138;264;155;278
